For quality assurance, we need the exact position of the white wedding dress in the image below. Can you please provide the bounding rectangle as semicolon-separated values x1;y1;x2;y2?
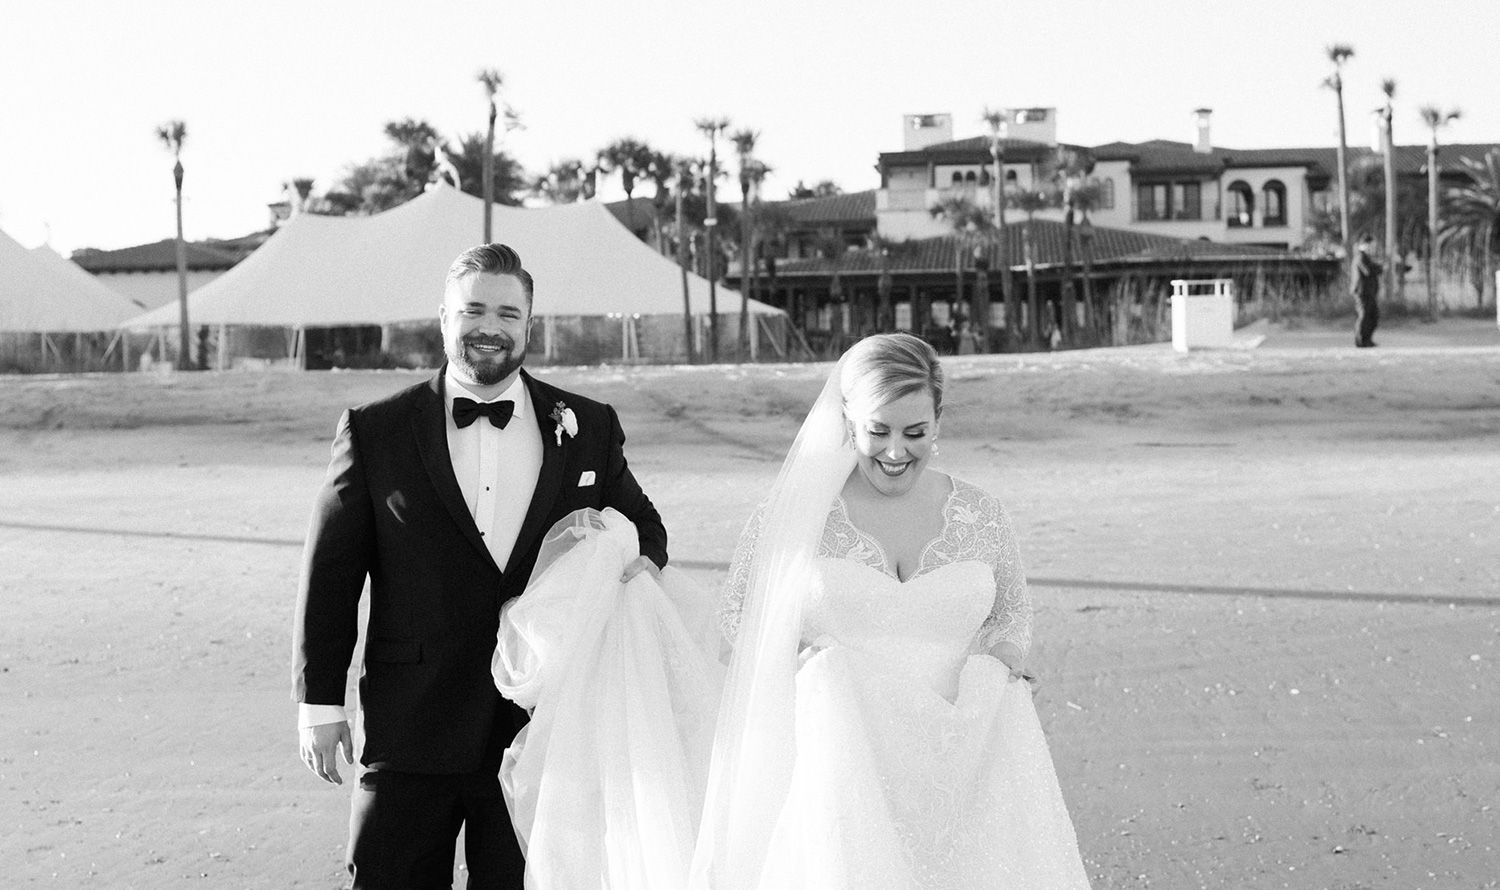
722;479;1092;889
493;480;1090;889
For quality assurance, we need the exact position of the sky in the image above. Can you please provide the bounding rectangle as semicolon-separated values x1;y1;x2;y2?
2;0;1497;254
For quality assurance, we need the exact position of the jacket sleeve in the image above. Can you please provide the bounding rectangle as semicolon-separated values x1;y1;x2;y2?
291;409;375;706
601;404;669;570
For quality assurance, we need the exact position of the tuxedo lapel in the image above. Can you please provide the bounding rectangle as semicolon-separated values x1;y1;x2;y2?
506;371;567;577
413;370;498;571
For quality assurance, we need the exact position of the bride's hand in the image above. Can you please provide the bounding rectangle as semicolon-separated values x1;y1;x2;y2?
798;635;837;667
619;555;660;583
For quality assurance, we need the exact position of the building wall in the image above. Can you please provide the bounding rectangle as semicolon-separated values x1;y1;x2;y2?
1216;166;1308;248
1087;160;1133;230
92;269;225;311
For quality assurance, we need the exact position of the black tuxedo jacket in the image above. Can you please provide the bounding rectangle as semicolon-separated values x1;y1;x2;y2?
292;368;667;774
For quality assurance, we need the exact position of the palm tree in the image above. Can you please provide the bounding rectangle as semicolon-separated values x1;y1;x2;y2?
1322;44;1356;252
867;234;900;332
385;118;441;191
929;195;992;335
1379;78;1401;301
476;69;520;242
731;128;760;358
156;120;192;369
694;116;731;361
1419;105;1461;319
1049;146;1096;344
1439;149;1500;308
1010;185;1058;348
674;157;700;361
1069;180;1104;339
598;138;654;238
534;160;586;204
981;107;1011;348
646;150;680;255
748;198;789;326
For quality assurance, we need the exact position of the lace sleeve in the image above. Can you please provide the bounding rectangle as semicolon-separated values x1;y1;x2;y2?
720;502;767;643
974;495;1033;658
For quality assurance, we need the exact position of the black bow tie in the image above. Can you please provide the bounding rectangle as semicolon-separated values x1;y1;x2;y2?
452;397;515;430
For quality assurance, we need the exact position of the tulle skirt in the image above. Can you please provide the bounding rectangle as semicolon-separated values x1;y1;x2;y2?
493;509;723;890
759;647;1091;890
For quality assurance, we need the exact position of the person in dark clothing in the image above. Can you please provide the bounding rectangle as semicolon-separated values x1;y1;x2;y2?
1351;235;1382;348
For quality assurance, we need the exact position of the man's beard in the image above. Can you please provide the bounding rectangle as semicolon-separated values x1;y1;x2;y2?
448;334;526;387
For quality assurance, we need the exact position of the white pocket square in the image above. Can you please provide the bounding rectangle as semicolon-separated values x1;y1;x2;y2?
577;471;596;487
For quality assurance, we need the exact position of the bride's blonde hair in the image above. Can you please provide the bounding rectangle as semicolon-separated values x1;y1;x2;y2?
839;333;944;419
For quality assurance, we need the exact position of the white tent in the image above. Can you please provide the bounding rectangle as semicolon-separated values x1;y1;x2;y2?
125;185;776;321
122;186;784;366
0;229;142;332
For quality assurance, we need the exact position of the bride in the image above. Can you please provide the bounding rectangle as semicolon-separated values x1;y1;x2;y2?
495;333;1090;889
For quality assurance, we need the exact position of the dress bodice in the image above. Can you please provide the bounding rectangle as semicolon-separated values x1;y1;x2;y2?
804;558;995;699
722;476;1033;660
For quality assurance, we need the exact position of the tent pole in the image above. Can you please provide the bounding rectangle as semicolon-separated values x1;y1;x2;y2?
749;312;759;362
296;327;306;370
157;326;167;366
122;329;131;372
544;315;555;361
620;316;629;362
217;323;228;371
380;324;392;356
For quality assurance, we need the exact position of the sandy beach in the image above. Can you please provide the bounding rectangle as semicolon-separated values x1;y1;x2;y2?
2;316;1497;889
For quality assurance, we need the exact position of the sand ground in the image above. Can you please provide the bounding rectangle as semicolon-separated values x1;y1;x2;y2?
2;317;1497;889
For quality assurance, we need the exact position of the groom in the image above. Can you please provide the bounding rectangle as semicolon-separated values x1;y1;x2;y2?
292;243;668;888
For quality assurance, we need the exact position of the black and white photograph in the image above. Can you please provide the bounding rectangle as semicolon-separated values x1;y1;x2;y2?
2;2;1497;888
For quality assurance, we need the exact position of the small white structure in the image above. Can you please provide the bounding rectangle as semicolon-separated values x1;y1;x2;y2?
1169;279;1235;352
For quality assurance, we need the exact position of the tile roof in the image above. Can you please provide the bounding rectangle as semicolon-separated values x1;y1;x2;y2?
777;190;878;225
71;238;251;273
1093;140;1500;180
878;137;1058;165
769;219;1299;278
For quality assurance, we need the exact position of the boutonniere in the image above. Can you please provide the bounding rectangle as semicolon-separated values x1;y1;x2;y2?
548;401;578;446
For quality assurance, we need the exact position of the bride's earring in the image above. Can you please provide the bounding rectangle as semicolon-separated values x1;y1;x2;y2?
932;438;940;457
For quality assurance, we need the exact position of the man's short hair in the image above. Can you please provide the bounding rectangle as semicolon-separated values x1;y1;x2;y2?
445;243;535;303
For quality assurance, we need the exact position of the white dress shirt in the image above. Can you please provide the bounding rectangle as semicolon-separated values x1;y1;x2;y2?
299;369;545;729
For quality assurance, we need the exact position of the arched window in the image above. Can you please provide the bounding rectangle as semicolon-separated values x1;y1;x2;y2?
1262;180;1287;226
979;169;992;186
1098;177;1115;210
951;171;964;185
1227;181;1254;227
1005;169;1018;184
964;170;978;184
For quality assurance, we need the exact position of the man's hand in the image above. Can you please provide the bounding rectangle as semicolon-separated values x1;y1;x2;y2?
300;721;354;785
620;555;660;583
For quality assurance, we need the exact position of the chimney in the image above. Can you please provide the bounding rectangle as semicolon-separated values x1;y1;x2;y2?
903;113;954;151
1192;108;1213;153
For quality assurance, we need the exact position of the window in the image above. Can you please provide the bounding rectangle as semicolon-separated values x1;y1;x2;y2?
964;171;978;184
1227;181;1254;227
1262;180;1286;226
951;171;964;185
1137;183;1168;220
1135;181;1202;221
1098;177;1115;210
1172;182;1202;220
